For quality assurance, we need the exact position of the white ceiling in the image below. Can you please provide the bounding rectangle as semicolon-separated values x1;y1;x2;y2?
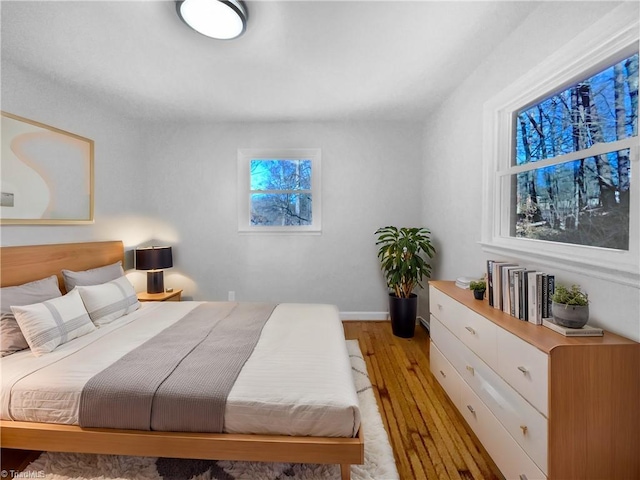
1;1;541;122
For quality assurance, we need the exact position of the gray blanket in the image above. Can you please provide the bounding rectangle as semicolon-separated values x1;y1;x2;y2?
79;302;276;432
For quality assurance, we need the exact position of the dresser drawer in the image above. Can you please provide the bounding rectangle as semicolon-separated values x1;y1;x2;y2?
433;315;548;472
496;328;549;417
430;287;499;371
460;383;547;480
429;285;466;332
458;309;498;370
430;315;465;373
430;342;464;412
458;342;548;473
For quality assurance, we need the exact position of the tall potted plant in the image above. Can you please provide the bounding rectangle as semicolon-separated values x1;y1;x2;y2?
375;226;436;338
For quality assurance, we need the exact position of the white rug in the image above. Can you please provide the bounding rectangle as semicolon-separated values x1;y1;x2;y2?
24;340;399;480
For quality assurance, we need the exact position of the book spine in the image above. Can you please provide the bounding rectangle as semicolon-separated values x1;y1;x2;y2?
487;260;494;307
563;330;603;336
498;267;506;312
542;274;549;319
511;271;520;318
527;272;536;323
510;270;517;317
503;268;510;314
519;270;529;322
492;263;501;309
502;265;516;314
536;273;543;324
500;266;506;312
547;275;555;319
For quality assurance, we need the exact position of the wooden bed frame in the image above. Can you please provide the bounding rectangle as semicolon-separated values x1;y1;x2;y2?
0;241;364;480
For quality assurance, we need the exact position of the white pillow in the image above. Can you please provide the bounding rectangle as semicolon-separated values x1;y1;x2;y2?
76;276;140;327
11;289;96;357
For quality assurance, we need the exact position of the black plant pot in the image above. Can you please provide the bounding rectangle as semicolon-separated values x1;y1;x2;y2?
473;289;486;300
389;293;418;338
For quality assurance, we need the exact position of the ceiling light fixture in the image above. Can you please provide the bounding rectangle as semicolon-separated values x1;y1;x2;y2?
176;0;247;40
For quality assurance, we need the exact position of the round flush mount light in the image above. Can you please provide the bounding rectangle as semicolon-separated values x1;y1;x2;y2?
176;0;247;40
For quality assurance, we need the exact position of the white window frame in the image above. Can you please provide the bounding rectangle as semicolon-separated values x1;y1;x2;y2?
481;5;639;287
237;148;322;234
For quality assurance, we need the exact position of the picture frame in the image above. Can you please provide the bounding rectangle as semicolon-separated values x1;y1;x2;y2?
1;111;94;225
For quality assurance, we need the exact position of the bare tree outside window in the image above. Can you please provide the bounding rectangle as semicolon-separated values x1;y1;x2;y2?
513;53;638;250
250;159;313;226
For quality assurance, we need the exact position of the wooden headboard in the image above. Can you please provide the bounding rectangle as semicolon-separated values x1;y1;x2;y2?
0;241;124;293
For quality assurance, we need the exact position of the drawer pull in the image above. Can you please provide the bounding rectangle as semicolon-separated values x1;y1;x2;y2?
517;366;528;374
466;404;475;414
519;476;528;480
465;365;475;375
465;326;476;335
520;425;528;435
439;370;446;378
437;304;443;310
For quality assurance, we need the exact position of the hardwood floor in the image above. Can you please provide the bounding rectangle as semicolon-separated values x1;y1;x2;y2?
343;321;503;480
2;321;502;480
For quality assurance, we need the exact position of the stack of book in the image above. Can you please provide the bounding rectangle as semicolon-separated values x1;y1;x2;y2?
486;260;555;325
455;276;477;289
542;319;603;337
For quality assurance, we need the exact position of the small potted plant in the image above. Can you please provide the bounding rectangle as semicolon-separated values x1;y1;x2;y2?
375;226;436;338
551;284;589;328
469;279;486;300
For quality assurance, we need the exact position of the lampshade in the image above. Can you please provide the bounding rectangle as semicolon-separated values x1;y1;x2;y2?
176;0;247;40
136;246;173;271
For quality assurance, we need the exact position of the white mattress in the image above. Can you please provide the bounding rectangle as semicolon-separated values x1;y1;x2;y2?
1;302;360;437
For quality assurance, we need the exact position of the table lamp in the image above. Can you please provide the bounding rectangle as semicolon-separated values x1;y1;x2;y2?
135;246;173;294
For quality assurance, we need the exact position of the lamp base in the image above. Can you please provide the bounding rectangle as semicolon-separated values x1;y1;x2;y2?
146;270;165;294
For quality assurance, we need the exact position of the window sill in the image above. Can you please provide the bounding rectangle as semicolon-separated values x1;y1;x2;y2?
480;239;639;288
238;229;322;236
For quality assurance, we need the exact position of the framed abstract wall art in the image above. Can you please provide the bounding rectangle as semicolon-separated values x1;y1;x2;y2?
1;112;94;224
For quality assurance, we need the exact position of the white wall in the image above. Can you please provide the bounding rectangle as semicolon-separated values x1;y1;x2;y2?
1;60;424;315
421;2;640;341
10;2;634;330
0;61;152;255
142;121;424;314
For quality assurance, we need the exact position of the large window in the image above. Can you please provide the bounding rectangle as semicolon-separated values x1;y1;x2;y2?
482;6;639;286
513;53;637;250
237;149;321;233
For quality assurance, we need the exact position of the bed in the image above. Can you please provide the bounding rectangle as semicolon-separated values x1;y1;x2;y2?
0;241;364;480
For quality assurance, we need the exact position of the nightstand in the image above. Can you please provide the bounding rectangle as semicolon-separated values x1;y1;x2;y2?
137;289;183;302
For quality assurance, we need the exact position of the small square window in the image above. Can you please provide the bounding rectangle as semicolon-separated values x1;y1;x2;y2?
238;149;321;234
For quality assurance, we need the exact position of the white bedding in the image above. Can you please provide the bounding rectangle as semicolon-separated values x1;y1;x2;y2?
1;302;360;437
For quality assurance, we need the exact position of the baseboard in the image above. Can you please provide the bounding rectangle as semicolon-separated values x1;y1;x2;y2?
340;311;389;321
340;313;430;324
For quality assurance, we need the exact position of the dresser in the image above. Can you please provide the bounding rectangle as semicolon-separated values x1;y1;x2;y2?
429;281;639;480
